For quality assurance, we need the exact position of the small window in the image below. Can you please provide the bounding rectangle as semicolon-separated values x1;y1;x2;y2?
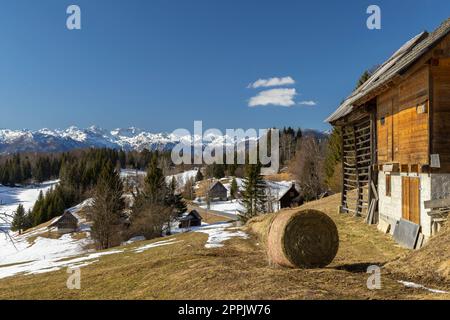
417;102;428;114
380;117;386;125
386;175;392;197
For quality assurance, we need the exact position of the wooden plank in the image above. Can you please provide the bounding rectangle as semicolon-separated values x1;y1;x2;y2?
366;199;376;224
424;197;450;209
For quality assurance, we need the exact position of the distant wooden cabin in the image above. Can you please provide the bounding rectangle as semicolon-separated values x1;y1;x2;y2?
326;18;450;241
278;184;301;209
208;181;228;201
178;210;202;228
48;211;78;234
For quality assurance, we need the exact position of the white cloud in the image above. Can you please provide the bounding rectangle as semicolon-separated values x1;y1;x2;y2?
298;100;317;106
248;88;297;107
248;76;295;89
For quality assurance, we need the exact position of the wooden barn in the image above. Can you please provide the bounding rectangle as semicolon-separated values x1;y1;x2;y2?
48;210;78;234
208;181;228;201
326;18;450;243
178;210;202;229
278;184;301;209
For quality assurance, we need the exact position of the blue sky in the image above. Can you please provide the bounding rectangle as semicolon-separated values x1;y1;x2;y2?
0;0;448;133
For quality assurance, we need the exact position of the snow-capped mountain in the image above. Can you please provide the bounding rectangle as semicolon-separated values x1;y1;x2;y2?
0;126;328;155
0;126;184;154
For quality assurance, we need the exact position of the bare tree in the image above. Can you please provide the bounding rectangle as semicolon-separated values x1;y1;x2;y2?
128;202;172;240
290;136;326;201
0;211;17;248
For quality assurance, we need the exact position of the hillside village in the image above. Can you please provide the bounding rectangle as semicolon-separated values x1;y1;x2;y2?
0;15;449;301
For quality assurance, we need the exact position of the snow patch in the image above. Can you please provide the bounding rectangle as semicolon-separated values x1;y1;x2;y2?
194;223;248;248
133;238;183;253
398;280;448;294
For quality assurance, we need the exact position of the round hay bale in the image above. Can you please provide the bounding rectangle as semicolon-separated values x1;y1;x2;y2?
267;209;339;268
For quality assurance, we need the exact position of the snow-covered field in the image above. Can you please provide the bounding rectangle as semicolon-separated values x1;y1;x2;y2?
0;177;249;279
0;180;58;223
0;182;97;279
165;169;198;191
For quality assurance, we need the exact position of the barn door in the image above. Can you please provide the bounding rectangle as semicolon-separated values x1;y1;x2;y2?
402;177;420;225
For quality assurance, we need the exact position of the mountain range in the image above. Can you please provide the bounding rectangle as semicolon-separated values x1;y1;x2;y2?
0;126;327;154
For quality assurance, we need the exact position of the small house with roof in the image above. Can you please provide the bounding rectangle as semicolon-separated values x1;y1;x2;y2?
178;210;203;229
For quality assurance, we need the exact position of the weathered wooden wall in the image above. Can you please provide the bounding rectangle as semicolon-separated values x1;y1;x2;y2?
431;33;450;171
377;66;430;165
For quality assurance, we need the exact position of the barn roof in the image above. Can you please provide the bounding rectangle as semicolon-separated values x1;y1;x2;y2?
209;181;226;191
180;210;202;221
326;17;450;124
48;210;78;228
277;183;299;201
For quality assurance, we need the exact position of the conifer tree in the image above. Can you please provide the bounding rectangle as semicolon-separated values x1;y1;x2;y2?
212;162;225;179
230;177;238;199
324;126;343;191
11;204;27;234
90;162;125;249
165;177;187;216
195;169;203;182
144;155;166;204
239;163;267;222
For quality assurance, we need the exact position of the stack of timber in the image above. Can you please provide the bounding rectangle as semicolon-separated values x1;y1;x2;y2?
341;116;376;220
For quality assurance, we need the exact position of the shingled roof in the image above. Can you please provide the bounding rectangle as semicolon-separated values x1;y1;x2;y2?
326;17;450;124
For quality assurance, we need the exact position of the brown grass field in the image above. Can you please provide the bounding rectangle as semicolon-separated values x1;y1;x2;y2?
0;193;448;300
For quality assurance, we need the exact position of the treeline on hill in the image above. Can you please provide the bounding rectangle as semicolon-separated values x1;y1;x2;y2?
0;148;172;187
0;154;60;186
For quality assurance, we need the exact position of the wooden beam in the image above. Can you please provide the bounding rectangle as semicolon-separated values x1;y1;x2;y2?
424;197;450;209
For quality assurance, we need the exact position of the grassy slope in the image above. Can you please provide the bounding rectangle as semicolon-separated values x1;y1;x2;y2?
0;194;448;300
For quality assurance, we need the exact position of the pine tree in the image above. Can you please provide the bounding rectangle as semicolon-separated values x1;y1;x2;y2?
173;194;187;215
239;163;267;222
355;70;371;90
90;162;125;249
230;177;238;199
32;190;45;226
212;162;225;179
118;149;127;169
144;155;166;204
195;169;203;182
11;204;27;234
324;126;343;192
165;177;187;216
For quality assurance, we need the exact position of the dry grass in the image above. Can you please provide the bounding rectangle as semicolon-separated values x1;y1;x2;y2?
26;231;62;245
264;172;294;182
384;222;450;289
0;193;448;300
